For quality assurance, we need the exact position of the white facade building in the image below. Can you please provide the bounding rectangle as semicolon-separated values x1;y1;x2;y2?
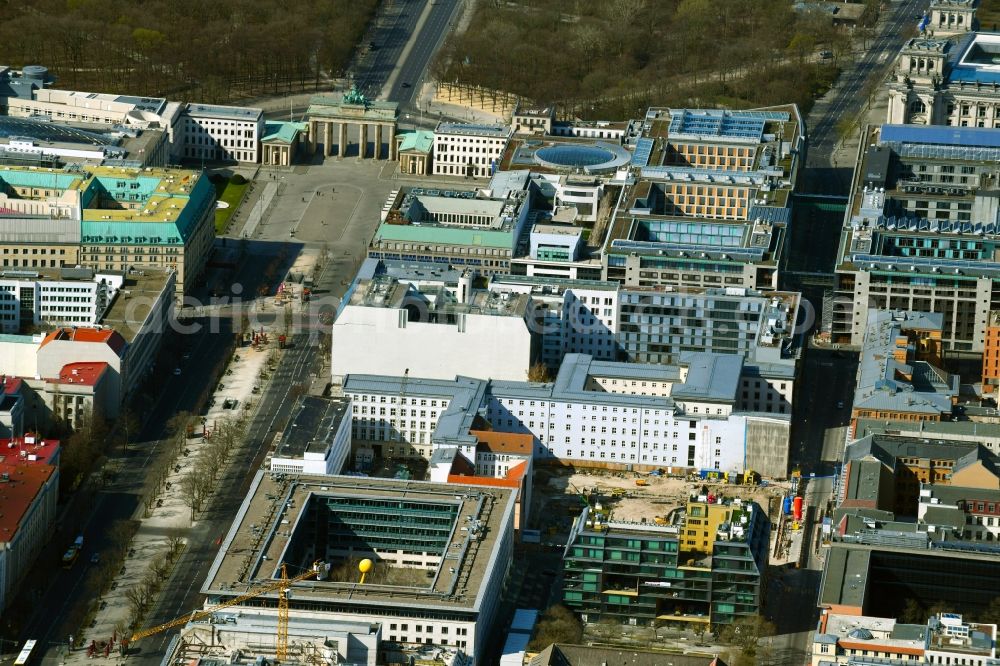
344;352;792;478
175;103;264;163
0;268;123;333
432;122;512;178
331;272;538;383
488;274;619;368
269;397;352;476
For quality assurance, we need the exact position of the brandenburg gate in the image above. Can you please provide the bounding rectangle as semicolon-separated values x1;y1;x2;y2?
306;87;399;160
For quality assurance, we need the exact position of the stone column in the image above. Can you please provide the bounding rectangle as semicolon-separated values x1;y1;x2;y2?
375;124;383;160
323;122;331;157
358;124;368;160
388;124;397;161
309;120;317;153
339;123;348;159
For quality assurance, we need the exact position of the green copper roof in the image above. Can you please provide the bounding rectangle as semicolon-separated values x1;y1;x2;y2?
398;130;434;154
262;121;307;144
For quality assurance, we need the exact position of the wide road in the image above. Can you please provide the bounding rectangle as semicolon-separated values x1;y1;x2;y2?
804;0;929;192
765;346;858;665
26;314;234;665
130;331;321;664
352;0;424;99
384;0;461;108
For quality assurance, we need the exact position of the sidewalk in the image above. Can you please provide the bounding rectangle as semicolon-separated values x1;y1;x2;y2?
66;346;272;662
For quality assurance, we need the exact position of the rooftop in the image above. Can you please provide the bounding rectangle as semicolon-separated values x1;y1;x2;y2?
435;122;510;138
98;267;175;343
470;430;532;456
0;435;60;466
184;103;262;122
274;396;351;459
0;463;56;543
397;129;434;154
347;274;531;318
203;473;516;612
853;310;956;416
261;121;306;144
53;361;108;387
39;326;126;355
817;613;928;656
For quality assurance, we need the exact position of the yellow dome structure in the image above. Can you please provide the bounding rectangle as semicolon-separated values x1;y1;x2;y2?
358;558;374;584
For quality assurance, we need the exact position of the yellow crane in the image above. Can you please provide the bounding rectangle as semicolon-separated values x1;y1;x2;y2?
128;561;326;660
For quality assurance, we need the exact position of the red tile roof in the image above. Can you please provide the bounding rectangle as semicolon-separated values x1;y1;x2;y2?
0;464;56;543
0;436;61;466
39;327;126;355
54;362;109;387
471;430;534;456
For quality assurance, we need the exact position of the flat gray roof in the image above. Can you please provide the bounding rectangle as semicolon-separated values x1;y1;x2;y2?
435;122;510;138
185;103;262;122
275;396;351;459
203;473;515;613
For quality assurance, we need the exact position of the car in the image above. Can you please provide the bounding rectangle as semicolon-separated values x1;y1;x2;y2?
173;367;182;376
401;82;411;88
819;50;833;60
182;352;191;360
90;553;100;564
836;401;845;409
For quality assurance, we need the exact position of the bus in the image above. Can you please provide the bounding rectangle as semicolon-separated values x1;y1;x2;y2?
14;639;37;666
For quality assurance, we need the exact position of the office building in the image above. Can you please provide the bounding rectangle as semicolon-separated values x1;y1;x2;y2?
603;106;803;291
268;396;352;476
0;267;122;333
821;434;1000;620
432;122;512;178
488;273;620;368
561;494;769;629
369;180;531;274
344;352;793;479
812;612;997;666
837;433;999;517
200;473;516;665
983;310;1000;393
337;261;799;412
0;436;59;613
428;430;534;531
887;32;1000;126
830;124;1000;351
849;310;957;438
175;103;263;163
331;269;538;383
0;164;213;294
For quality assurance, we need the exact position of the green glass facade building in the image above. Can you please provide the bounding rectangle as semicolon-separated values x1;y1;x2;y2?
561;500;770;629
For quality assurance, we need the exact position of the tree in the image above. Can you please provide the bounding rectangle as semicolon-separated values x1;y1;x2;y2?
527;362;552;383
120;408;141;455
527;605;582;651
720;615;776;661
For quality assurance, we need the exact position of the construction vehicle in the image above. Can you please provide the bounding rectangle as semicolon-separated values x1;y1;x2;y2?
635;478;649;487
610;488;627;498
128;561;327;659
653;516;669;526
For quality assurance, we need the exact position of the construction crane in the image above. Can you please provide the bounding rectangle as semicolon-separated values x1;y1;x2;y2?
128;560;326;659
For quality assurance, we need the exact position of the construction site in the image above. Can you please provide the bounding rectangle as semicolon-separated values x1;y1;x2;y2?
531;466;790;539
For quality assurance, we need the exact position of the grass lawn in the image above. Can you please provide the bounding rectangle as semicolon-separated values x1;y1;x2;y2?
213;179;249;234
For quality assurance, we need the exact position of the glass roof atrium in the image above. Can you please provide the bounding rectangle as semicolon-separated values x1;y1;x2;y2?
0;116;121;146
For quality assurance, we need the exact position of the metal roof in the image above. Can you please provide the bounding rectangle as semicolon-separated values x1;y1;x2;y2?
880;124;1000;149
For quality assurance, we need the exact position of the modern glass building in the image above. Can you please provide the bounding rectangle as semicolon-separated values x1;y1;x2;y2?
561;495;770;629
